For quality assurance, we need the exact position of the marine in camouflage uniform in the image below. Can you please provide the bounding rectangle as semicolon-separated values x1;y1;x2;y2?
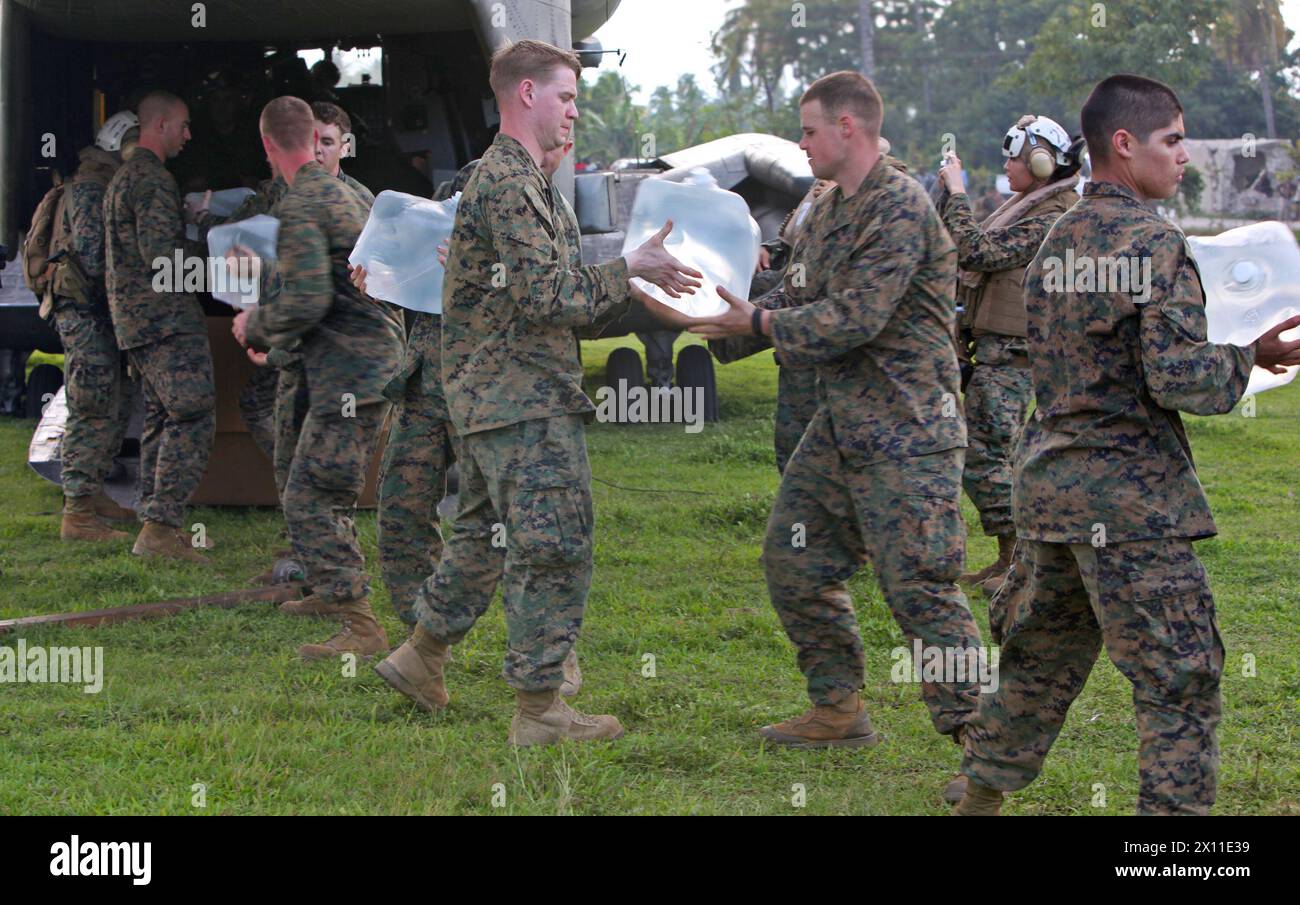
203;170;367;470
104;145;216;554
375;162;475;627
265;169;374;500
51;145;137;538
959;180;1256;815
710;159;907;472
376;130;642;739
243;160;403;656
940;180;1078;592
750;154;983;745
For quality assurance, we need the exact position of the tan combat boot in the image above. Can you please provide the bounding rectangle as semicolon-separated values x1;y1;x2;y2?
757;692;882;749
953;779;1004;816
89;489;136;522
374;624;450;711
279;594;347;618
298;597;389;661
131;520;208;563
980;562;1015;598
943;774;969;803
508;689;624;747
959;534;1015;585
559;648;582;697
61;495;130;542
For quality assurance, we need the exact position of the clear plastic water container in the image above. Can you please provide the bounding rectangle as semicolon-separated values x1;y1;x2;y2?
1187;221;1300;396
620;168;761;318
348;190;459;314
184;187;256;241
206;214;279;309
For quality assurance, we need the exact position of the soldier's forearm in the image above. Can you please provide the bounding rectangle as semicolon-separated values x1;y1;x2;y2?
518;259;630;328
1141;315;1256;415
768;272;909;366
943;195;1044;273
245;293;329;348
576;291;634;339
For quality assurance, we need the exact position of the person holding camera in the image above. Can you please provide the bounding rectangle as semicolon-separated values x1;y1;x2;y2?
938;115;1084;600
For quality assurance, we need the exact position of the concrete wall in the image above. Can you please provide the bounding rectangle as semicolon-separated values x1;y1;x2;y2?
1184;138;1297;220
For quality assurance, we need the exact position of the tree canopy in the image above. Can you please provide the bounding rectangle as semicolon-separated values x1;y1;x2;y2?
577;0;1299;192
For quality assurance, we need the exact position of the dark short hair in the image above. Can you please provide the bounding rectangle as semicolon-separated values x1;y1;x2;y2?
800;71;883;135
260;96;315;152
1081;74;1183;163
311;101;351;137
310;59;341;86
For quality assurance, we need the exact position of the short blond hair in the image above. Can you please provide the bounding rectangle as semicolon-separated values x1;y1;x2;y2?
801;71;883;135
260;96;315;152
489;39;581;101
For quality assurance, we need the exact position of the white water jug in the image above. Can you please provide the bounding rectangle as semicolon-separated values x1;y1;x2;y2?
1187;221;1300;396
621;168;761;318
205;214;279;309
349;190;459;314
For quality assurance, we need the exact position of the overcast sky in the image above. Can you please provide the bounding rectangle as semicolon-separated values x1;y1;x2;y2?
584;0;740;102
586;0;1300;103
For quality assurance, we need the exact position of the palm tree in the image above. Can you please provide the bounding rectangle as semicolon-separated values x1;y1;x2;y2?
1216;0;1289;138
710;0;795;116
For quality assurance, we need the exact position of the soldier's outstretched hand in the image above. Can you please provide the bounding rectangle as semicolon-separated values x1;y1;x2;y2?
1255;314;1300;373
624;220;703;298
687;285;757;339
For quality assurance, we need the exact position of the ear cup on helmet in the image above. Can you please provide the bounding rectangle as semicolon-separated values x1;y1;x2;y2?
1028;146;1055;179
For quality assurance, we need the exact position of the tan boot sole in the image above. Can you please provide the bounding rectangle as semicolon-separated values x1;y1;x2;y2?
757;726;883;749
508;721;626;747
943;773;968;803
299;638;388;661
953;794;1003;816
374;658;447;711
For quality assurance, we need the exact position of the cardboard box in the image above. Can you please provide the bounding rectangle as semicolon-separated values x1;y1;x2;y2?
192;316;385;507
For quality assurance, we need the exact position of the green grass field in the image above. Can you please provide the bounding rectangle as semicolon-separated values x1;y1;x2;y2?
1;337;1296;815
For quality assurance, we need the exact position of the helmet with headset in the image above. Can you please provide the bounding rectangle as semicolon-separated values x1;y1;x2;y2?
96;111;140;153
1002;114;1076;181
